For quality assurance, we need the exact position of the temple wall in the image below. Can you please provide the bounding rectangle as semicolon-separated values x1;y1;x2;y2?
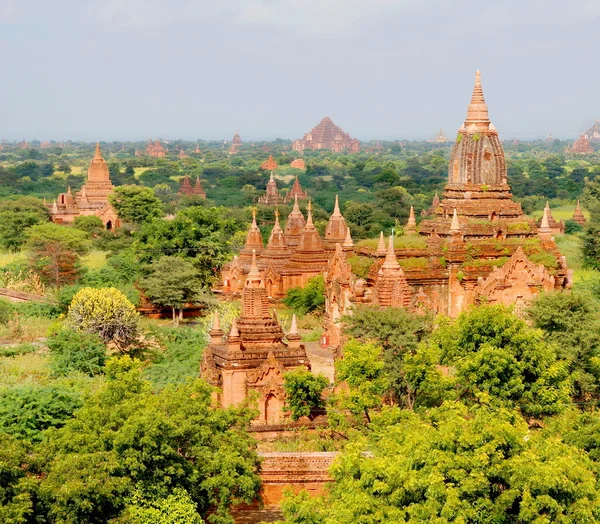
221;370;248;407
258;452;336;506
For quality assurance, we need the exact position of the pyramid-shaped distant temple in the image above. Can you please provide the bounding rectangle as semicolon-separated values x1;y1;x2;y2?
49;143;119;229
293;117;360;153
585;119;600;144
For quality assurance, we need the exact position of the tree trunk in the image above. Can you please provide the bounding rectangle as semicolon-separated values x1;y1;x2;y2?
172;306;177;326
179;308;183;322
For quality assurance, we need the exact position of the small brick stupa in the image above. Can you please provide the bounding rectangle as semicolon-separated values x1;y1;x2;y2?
572;200;587;225
261;154;278;171
292;117;360;153
258;171;283;205
285;175;308;202
323;195;349;251
290;159;306;170
202;251;309;424
178;175;206;198
537;201;564;234
49;143;119;229
283;195;306;248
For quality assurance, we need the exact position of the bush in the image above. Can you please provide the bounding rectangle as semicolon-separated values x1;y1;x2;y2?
47;329;107;377
143;326;206;390
283;276;325;315
283;369;329;421
564;219;583;234
65;287;140;350
0;298;14;325
0;385;81;441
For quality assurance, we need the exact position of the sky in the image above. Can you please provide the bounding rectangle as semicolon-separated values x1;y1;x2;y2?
0;0;598;141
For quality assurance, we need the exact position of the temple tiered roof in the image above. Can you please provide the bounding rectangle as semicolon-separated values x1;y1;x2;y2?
323;195;349;250
572;200;587;225
419;70;536;239
49;143;118;229
261;154;278;171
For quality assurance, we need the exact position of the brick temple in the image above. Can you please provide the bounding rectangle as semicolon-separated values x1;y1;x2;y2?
322;71;570;345
585;119;600;144
178;175;206;198
568;134;594;154
146;137;167;157
293;117;360;153
202;251;310;425
49;143;119;229
219;196;353;299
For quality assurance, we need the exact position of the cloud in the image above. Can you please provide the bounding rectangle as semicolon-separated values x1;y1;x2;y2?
234;0;406;34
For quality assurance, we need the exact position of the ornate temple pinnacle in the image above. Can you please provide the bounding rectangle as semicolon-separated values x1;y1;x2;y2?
465;69;490;128
376;231;386;255
94;142;102;158
332;195;342;217
450;209;460;232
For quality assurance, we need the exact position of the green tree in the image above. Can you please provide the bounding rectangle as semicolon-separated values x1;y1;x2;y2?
140;256;207;324
282;404;600;524
529;291;600;403
109;185;164;224
329;339;388;431
38;357;260;524
282;276;325;315
47;328;107;377
65;287;140;350
0;197;50;251
429;305;571;417
122;487;203;523
0;434;34;523
343;305;434;407
73;214;105;235
135;206;244;284
0;385;81;441
25;223;90;286
283;370;329;421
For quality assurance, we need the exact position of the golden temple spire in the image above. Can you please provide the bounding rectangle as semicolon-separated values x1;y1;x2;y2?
465;70;490;128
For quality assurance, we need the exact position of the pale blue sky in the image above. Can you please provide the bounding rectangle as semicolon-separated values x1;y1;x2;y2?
0;0;597;141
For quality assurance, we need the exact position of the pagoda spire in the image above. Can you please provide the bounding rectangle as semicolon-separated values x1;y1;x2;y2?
306;199;314;228
247;249;262;282
343;227;354;249
465;70;490;129
450;209;460;233
382;234;401;271
332;195;342;217
406;206;417;234
376;231;386;255
94;142;102;158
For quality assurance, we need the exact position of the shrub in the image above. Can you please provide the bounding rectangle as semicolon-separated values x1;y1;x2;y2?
283;369;329;421
0;385;81;441
47;329;107;377
0;298;14;325
564;219;583;234
283;276;325;315
66;287;139;350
